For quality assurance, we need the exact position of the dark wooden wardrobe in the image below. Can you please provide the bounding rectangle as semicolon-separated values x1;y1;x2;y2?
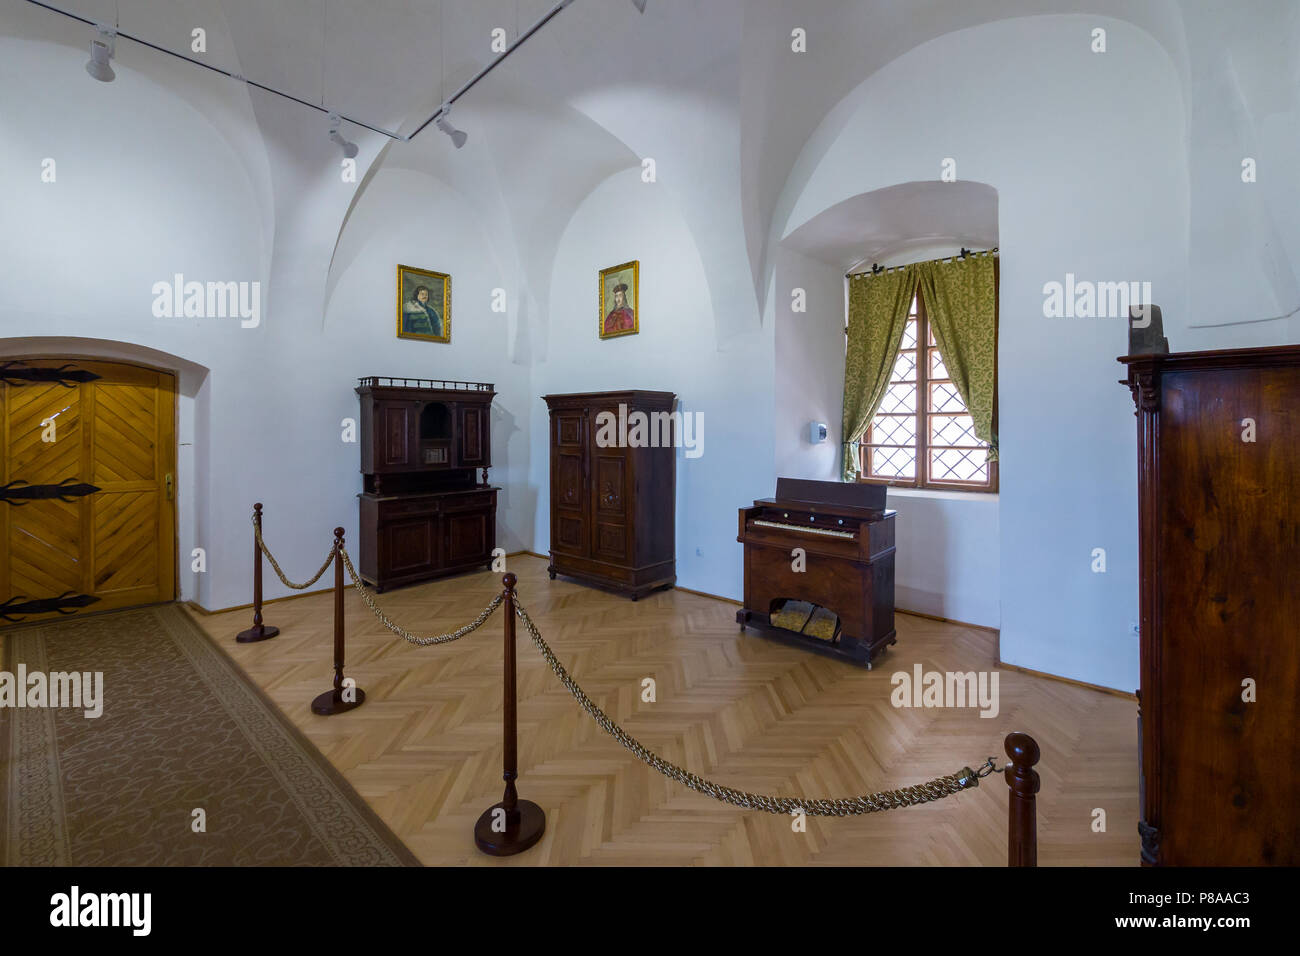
355;377;497;591
1121;346;1300;866
543;390;676;599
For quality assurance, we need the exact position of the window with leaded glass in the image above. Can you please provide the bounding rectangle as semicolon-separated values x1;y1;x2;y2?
860;290;996;491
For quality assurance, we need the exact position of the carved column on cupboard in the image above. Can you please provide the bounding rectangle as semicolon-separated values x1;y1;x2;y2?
1120;346;1300;866
543;390;676;600
355;378;498;591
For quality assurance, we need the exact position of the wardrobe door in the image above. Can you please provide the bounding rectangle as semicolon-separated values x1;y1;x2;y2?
590;443;630;566
551;408;588;558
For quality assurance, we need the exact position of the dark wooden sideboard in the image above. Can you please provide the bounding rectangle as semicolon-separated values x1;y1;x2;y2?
543;390;676;600
356;377;497;591
1120;346;1300;866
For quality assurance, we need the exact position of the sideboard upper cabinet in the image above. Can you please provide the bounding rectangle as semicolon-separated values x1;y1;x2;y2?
357;378;493;475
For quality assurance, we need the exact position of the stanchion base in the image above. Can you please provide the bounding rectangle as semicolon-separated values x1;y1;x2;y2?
311;687;366;716
474;800;546;856
236;624;280;643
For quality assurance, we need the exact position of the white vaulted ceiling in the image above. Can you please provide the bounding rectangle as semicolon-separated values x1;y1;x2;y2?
11;0;1298;336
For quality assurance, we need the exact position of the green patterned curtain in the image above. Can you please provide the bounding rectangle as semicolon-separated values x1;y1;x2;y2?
841;264;919;481
914;253;998;461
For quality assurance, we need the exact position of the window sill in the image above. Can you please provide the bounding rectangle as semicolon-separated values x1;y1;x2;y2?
884;486;999;502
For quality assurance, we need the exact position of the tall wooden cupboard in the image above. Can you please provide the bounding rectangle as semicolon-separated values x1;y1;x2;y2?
1120;346;1300;865
543;390;676;600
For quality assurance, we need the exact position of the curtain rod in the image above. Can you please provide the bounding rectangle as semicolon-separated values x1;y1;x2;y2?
846;247;998;279
25;0;576;142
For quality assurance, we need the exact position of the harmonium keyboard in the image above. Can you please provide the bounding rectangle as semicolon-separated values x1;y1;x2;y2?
736;477;896;667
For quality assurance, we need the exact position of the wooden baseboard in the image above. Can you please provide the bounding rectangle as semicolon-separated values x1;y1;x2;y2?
514;552;741;606
896;606;999;634
185;587;334;617
673;585;742;606
996;659;1137;700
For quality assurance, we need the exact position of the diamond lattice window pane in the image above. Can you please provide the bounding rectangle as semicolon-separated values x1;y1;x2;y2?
892;350;917;383
900;319;918;350
879;382;917;414
930;348;948;380
871;446;916;478
929;382;967;414
930;447;988;483
871;413;917;447
931;414;979;448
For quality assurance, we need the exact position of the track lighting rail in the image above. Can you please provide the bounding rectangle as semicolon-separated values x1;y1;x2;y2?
25;0;578;145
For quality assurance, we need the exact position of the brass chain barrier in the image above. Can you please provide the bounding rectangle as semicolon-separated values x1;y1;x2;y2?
336;545;503;646
251;517;994;815
513;596;996;816
253;518;335;590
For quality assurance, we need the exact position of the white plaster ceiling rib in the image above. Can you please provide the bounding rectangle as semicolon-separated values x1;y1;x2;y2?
512;0;754;350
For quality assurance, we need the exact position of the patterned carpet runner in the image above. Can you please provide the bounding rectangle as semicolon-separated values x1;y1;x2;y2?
1;604;418;866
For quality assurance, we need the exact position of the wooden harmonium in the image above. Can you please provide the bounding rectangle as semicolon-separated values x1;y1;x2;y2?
736;477;896;667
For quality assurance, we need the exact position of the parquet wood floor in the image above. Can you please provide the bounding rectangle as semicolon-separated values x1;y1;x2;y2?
194;555;1139;866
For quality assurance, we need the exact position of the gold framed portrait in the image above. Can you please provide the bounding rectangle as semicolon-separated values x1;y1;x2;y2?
396;264;451;343
598;260;639;339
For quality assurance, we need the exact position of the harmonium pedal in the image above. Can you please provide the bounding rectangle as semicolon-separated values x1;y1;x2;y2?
736;477;896;667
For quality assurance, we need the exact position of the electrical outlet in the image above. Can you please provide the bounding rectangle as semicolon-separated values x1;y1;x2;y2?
695;547;703;557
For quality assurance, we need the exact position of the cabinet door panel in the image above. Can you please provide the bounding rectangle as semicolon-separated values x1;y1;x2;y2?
551;409;589;557
594;520;628;562
593;454;626;515
592;451;629;561
459;404;486;467
383;517;436;575
379;402;415;468
446;512;489;565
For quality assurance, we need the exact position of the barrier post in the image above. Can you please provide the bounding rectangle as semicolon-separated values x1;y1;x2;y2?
1004;732;1040;866
236;502;280;643
475;572;546;855
311;527;366;715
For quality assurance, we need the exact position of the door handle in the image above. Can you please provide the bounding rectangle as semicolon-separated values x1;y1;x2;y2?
165;473;174;500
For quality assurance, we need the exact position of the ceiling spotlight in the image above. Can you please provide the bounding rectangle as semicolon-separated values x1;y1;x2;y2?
434;109;468;149
327;113;359;158
631;0;647;12
85;27;116;82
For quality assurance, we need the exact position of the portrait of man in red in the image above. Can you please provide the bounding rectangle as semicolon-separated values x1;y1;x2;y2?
599;261;639;339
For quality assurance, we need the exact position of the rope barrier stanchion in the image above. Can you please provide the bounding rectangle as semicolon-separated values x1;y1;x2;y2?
236;503;280;643
311;527;366;716
1004;732;1040;866
475;573;546;855
236;534;1039;862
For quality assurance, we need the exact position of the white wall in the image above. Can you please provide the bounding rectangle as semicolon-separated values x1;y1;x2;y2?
772;247;844;481
533;168;775;600
778;16;1191;689
887;489;1000;627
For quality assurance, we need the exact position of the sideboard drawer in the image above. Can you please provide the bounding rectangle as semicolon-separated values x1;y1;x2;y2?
442;492;493;513
378;497;441;518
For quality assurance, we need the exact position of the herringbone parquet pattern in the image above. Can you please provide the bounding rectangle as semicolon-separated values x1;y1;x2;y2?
195;555;1138;866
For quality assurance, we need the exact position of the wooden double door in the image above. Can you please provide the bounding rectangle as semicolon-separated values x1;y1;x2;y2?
1;358;177;623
